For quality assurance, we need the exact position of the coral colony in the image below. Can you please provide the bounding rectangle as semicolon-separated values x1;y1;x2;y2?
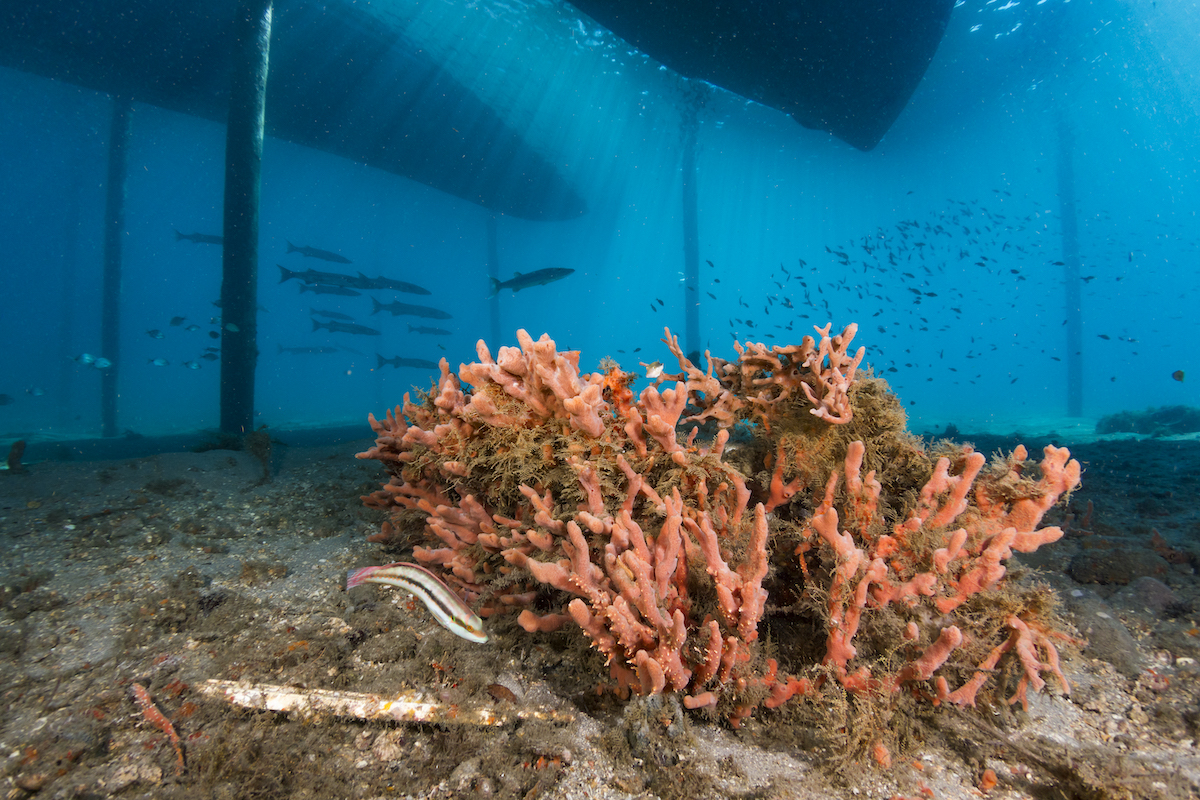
355;323;1080;729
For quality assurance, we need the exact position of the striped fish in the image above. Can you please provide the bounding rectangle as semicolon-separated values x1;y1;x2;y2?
346;561;488;643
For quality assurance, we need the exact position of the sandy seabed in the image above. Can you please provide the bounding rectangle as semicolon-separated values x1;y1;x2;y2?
1;434;1199;800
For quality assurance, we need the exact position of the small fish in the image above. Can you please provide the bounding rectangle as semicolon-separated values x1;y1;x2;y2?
146;329;164;339
169;316;187;326
286;241;352;264
208;331;220;339
346;561;487;643
376;354;439;370
1173;370;1185;382
488;683;518;703
225;323;240;332
174;229;223;245
148;358;170;367
200;353;219;361
93;358;113;369
644;361;664;379
487;268;575;297
408;324;452;336
73;353;96;365
25;387;46;397
182;360;202;370
185;324;201;332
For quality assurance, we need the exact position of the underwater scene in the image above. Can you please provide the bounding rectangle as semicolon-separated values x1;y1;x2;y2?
1;0;1199;798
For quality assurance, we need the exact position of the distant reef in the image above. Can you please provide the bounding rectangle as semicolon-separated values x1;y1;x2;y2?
1096;405;1200;436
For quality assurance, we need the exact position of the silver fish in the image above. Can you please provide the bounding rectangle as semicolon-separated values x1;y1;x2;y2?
487;268;575;298
174;229;223;245
286;241;352;264
371;298;451;320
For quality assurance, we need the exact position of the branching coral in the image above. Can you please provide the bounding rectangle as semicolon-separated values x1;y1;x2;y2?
356;324;1079;726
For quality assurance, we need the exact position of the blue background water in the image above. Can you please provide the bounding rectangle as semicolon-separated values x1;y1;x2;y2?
1;0;1197;442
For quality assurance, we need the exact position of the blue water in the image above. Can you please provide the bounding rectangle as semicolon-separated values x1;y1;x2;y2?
1;0;1197;444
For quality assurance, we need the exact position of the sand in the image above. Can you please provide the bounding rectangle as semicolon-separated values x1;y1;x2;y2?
1;433;1198;800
